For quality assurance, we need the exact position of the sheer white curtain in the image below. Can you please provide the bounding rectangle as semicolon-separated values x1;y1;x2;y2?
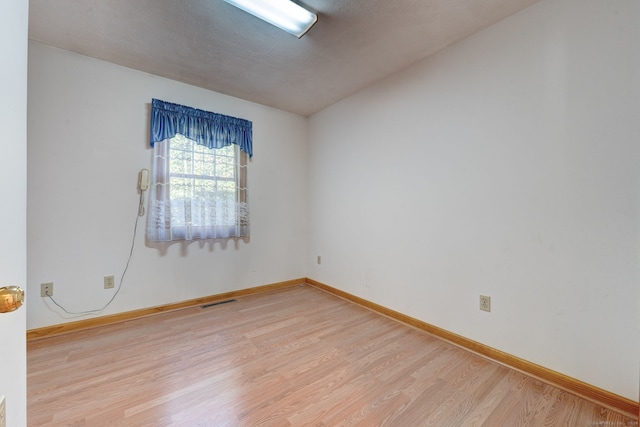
147;137;249;241
147;99;251;242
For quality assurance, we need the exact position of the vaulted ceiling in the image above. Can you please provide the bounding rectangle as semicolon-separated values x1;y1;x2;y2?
29;0;541;116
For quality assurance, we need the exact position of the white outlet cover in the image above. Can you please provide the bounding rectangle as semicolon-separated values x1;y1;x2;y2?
104;276;115;289
480;295;491;312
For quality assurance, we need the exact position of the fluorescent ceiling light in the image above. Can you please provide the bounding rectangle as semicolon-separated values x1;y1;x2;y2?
224;0;318;38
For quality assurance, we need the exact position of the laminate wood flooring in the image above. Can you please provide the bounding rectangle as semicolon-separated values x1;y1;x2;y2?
27;285;637;426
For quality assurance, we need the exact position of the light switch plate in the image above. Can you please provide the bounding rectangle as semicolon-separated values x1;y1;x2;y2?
0;395;6;427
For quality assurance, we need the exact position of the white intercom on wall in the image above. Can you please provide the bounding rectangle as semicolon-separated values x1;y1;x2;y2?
138;168;149;191
138;169;149;217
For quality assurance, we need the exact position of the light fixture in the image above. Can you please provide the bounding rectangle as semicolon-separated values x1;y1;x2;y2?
224;0;317;38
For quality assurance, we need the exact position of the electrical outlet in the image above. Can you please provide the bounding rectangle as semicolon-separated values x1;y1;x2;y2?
104;275;115;289
41;282;53;297
480;295;491;312
317;255;322;265
0;395;6;427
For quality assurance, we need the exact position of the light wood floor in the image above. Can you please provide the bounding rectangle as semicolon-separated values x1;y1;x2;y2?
28;285;637;426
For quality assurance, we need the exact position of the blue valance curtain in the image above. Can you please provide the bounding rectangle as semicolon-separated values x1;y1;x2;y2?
150;98;253;157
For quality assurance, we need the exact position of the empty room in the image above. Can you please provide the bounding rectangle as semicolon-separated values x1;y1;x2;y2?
1;0;639;425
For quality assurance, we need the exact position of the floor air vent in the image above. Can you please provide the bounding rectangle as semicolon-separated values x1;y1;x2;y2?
201;299;237;309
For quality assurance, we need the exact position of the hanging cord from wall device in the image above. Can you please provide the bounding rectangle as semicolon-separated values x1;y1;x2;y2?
44;169;149;316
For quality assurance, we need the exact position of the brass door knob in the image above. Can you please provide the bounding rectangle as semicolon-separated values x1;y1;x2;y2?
0;286;24;313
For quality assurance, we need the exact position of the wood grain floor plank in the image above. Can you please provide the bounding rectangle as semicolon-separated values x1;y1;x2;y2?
28;285;637;426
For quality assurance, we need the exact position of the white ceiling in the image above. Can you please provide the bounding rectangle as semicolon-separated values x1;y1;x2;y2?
29;0;541;117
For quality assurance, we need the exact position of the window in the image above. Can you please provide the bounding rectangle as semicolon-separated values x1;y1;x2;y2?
147;99;251;241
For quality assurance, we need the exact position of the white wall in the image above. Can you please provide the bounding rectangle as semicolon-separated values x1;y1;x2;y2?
27;42;309;329
307;0;640;400
0;1;28;425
